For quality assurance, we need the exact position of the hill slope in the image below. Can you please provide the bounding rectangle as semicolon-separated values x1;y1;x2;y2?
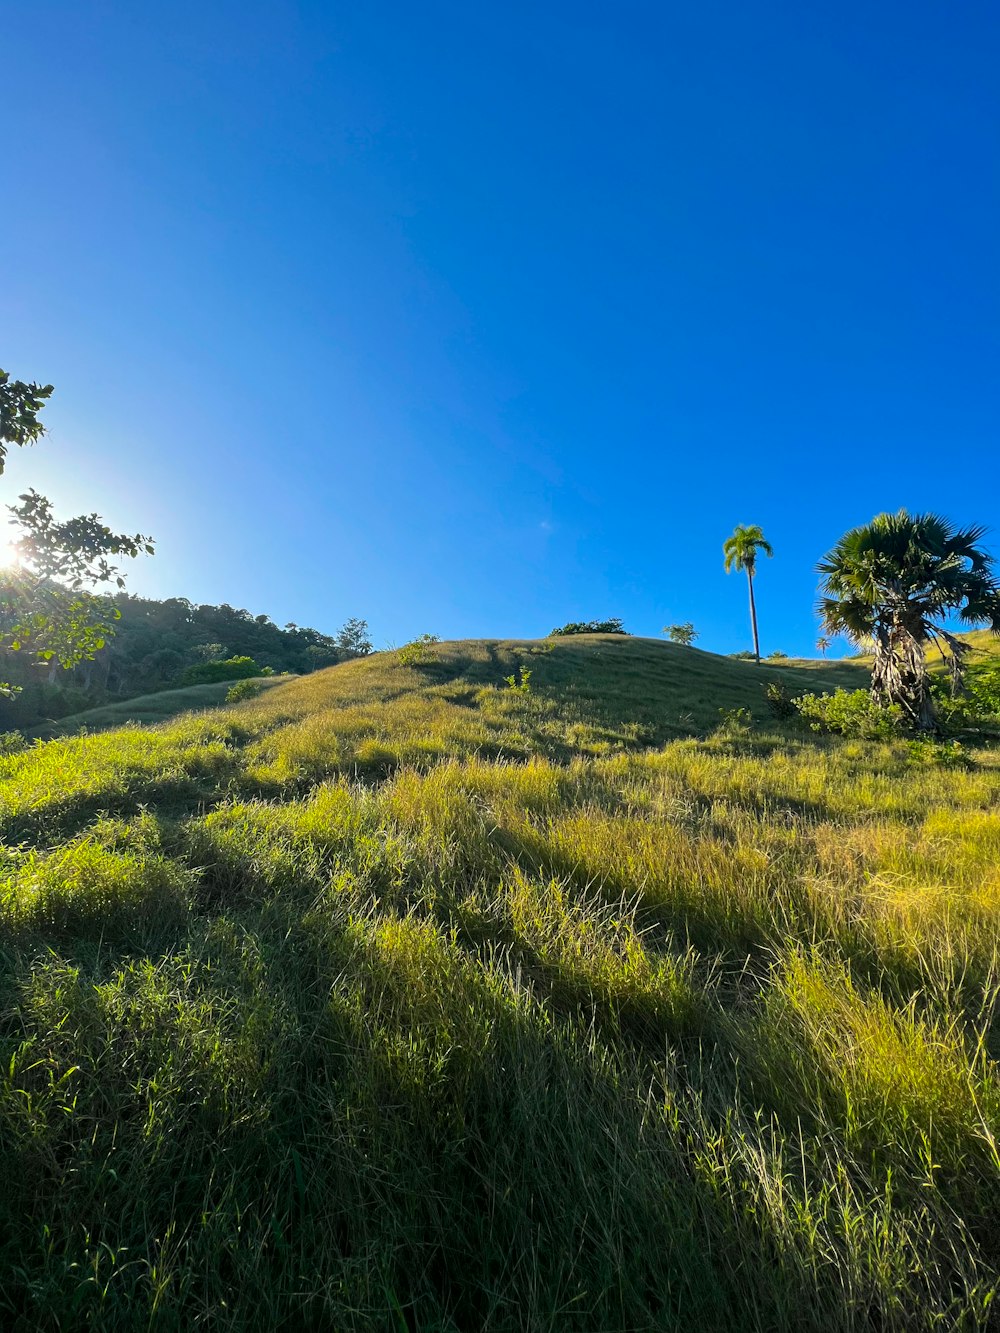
3;636;1000;1331
34;674;289;738
40;634;867;746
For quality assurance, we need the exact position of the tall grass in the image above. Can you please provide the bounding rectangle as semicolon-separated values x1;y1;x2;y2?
2;637;1000;1329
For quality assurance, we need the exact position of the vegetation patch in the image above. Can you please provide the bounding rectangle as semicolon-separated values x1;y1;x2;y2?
1;635;1000;1329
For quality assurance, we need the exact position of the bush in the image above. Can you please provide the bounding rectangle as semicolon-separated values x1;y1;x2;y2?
398;634;440;666
729;650;756;661
905;737;970;768
550;619;628;636
181;656;261;686
763;681;796;719
226;679;266;704
503;668;532;695
766;650;789;661
717;706;752;736
793;689;903;740
963;666;1000;720
927;670;1000;731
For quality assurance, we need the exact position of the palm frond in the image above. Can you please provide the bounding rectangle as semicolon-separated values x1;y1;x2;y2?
817;510;1000;643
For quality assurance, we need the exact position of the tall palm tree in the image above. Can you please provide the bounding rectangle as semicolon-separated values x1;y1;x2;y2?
818;510;1000;731
723;524;773;664
816;635;831;657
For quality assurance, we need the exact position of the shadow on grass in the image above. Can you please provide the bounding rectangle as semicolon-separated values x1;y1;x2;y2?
1;889;993;1331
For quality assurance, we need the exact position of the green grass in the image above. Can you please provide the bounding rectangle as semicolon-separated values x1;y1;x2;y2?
5;635;1000;1329
35;675;289;738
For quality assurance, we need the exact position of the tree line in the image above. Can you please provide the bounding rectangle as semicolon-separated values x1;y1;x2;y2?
0;367;372;729
0;592;372;728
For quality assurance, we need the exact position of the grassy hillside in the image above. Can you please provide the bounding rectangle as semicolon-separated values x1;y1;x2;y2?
34;675;289;739
42;634;865;744
4;637;1000;1330
955;627;1000;664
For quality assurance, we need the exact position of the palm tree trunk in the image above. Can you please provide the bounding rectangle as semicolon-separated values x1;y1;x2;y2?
747;568;760;663
872;626;938;732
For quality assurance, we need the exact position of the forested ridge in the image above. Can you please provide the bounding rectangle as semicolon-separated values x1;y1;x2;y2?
0;591;369;730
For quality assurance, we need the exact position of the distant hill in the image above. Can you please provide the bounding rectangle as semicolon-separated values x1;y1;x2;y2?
0;591;368;731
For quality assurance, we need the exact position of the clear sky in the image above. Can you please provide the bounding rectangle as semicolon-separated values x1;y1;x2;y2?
3;2;998;654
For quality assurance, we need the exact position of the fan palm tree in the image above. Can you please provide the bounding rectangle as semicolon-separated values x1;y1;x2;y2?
818;510;1000;731
723;525;773;664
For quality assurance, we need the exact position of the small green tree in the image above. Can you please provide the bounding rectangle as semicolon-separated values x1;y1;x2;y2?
336;616;373;658
662;622;698;646
723;524;773;664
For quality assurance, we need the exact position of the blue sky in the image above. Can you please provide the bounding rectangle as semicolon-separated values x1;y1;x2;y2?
3;1;998;654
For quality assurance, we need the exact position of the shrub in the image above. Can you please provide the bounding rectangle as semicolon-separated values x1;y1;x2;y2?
793;689;903;739
549;619;628;636
226;679;266;704
905;737;970;768
503;668;532;695
925;670;1000;732
729;650;756;661
763;681;796;719
717;706;752;736
766;650;789;661
398;634;440;666
181;656;261;685
962;666;1000;721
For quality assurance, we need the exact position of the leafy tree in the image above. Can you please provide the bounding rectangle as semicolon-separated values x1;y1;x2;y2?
662;622;698;646
336;617;373;658
818;510;1000;731
0;370;153;686
304;643;339;671
0;371;53;457
723;524;773;664
190;642;228;664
